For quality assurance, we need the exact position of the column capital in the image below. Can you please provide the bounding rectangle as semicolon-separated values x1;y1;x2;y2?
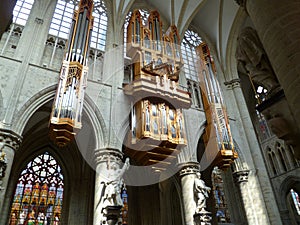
177;161;200;177
0;128;22;151
95;148;124;165
224;78;241;90
233;169;250;184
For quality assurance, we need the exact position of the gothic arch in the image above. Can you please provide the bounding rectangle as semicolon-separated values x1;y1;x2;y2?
11;84;107;149
279;176;300;209
224;7;249;82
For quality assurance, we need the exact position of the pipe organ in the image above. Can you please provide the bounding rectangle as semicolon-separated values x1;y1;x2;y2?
197;43;237;169
124;10;191;172
49;0;94;147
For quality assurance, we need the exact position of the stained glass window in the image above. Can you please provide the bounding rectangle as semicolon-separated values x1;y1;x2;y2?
9;152;64;225
291;189;300;215
121;188;128;224
13;0;35;26
212;167;231;223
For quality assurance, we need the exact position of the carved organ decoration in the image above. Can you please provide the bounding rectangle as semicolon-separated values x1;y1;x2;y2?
124;10;191;172
49;0;94;147
197;43;237;169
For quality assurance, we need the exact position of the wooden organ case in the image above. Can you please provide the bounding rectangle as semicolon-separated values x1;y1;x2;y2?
49;0;94;147
123;10;191;172
196;43;238;169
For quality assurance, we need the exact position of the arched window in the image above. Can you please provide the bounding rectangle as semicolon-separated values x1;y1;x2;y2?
181;29;204;109
276;142;289;172
267;147;279;176
9;152;64;225
90;0;107;51
13;0;35;26
181;29;201;82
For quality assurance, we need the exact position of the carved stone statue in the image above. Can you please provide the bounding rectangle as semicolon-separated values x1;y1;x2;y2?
194;172;211;213
101;158;130;208
236;27;280;94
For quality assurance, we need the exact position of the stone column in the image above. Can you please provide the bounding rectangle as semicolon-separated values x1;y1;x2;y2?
94;148;129;225
179;162;211;225
225;78;284;224
0;129;22;217
232;170;254;222
235;0;300;133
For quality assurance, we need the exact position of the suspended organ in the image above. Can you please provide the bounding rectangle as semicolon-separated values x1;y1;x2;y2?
197;43;237;169
124;10;191;171
49;0;94;146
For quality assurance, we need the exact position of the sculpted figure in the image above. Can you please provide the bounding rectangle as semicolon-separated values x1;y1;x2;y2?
236;27;280;93
194;172;211;213
102;158;130;208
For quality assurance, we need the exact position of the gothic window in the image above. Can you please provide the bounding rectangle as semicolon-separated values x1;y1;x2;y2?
49;0;78;39
13;0;34;26
49;0;107;51
276;142;289;172
181;29;202;82
90;1;107;51
211;167;231;223
290;189;300;215
186;79;203;109
267;147;279;176
9;152;64;225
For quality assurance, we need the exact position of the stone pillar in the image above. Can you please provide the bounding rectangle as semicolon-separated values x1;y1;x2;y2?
235;0;300;135
94;148;129;225
224;79;282;224
232;170;255;223
179;162;211;225
0;129;22;217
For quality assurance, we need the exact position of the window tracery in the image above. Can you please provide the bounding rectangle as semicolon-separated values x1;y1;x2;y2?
9;152;64;225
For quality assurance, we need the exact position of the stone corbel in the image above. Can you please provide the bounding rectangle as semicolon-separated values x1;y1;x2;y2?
224;78;241;90
233;169;250;184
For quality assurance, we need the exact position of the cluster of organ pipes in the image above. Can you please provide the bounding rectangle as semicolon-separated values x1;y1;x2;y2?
49;0;94;146
197;43;237;168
